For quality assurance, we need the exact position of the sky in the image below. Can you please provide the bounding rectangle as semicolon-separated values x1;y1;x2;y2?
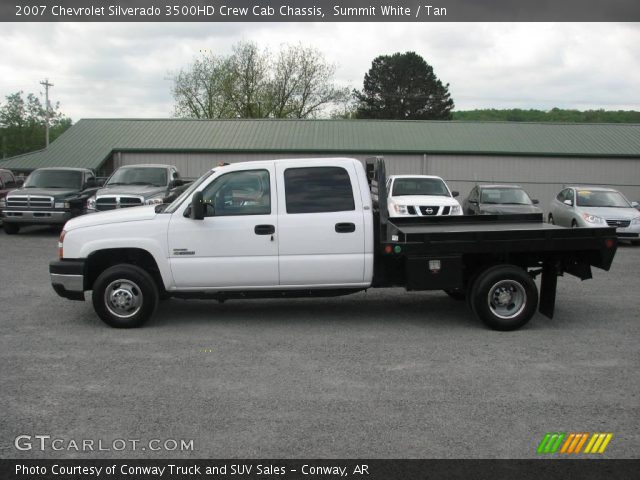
0;22;639;120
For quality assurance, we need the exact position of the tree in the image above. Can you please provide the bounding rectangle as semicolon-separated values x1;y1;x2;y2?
354;52;454;120
0;91;71;158
171;41;350;119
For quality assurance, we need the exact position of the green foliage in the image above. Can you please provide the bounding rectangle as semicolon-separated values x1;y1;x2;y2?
452;108;640;123
354;52;454;120
0;91;72;158
172;42;350;119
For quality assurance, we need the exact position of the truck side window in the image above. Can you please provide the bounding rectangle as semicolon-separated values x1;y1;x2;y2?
201;169;270;217
284;167;355;214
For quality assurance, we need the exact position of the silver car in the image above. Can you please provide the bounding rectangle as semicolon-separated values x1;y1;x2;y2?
548;186;640;244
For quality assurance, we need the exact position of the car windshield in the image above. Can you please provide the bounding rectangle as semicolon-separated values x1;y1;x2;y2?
164;170;216;214
23;170;82;189
107;167;167;187
481;188;532;205
392;178;450;196
576;190;630;208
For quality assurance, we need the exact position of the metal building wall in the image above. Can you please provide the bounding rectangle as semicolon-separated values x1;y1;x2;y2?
117;152;640;213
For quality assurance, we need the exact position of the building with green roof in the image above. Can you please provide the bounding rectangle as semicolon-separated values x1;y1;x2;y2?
1;118;639;211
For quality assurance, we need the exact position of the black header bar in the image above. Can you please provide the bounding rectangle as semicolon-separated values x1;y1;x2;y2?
2;459;640;480
3;0;640;22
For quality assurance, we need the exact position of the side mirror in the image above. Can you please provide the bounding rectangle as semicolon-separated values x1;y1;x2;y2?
190;191;205;220
532;199;540;205
84;178;96;189
631;201;639;208
451;191;459;198
563;199;573;207
16;178;24;187
170;179;183;188
96;178;106;187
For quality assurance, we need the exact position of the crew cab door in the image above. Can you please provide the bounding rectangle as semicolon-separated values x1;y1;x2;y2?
275;161;366;286
168;164;278;288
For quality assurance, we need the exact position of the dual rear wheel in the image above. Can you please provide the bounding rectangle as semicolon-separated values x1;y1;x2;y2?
447;265;539;331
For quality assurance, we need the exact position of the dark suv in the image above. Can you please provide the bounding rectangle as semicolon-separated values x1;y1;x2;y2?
2;167;99;234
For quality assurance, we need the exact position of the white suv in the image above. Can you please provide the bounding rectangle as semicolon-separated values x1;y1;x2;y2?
386;175;462;217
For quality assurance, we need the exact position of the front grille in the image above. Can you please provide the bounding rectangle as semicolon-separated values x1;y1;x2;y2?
96;196;143;211
7;195;53;208
606;219;630;228
407;206;417;215
119;197;143;207
419;206;440;216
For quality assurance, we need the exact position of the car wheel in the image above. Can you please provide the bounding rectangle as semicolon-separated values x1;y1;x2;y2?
469;265;538;331
3;222;19;234
92;264;159;328
548;214;554;225
444;288;466;301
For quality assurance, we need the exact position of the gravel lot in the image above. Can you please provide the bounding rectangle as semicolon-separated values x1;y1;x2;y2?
1;226;638;459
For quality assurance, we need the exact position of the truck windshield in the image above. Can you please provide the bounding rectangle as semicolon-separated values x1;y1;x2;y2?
481;188;532;205
107;167;167;187
576;190;631;208
23;170;82;189
392;178;450;196
164;170;216;214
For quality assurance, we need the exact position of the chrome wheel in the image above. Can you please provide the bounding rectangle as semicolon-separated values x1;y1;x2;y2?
104;279;143;319
487;280;526;320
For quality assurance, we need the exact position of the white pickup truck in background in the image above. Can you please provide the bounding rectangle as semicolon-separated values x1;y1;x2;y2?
50;157;618;331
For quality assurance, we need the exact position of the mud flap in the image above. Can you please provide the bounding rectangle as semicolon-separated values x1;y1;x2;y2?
539;262;558;319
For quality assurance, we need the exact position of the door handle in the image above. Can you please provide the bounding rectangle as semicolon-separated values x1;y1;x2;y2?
254;224;275;235
335;222;356;233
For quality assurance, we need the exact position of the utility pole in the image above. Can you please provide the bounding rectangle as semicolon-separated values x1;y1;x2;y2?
40;78;54;147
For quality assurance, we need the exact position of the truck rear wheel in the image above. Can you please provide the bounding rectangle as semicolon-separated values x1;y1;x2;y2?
469;265;538;331
92;264;158;328
3;222;19;234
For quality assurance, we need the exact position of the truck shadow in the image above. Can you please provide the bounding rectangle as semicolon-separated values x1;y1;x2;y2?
151;292;484;331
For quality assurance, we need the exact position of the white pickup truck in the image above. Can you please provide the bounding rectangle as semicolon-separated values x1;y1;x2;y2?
50;157;618;331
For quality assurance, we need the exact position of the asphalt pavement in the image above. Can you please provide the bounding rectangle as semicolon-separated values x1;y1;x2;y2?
1;226;638;459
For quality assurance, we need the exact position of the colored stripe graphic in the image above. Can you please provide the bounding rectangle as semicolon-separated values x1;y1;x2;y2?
538;433;613;454
537;433;565;454
584;433;614;454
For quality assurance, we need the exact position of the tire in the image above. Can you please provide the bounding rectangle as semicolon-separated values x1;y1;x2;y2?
547;214;554;225
92;264;159;328
469;265;538;331
444;288;466;301
3;222;19;234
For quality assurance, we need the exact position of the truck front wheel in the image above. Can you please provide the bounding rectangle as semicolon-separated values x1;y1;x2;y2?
470;265;538;331
3;222;19;234
92;264;158;328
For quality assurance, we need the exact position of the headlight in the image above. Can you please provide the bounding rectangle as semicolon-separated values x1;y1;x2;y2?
581;213;605;224
392;204;408;215
632;217;640;225
86;196;96;210
54;202;70;209
450;204;461;214
145;197;164;205
0;198;5;208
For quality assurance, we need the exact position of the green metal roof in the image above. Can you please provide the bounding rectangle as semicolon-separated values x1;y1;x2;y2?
2;118;639;171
